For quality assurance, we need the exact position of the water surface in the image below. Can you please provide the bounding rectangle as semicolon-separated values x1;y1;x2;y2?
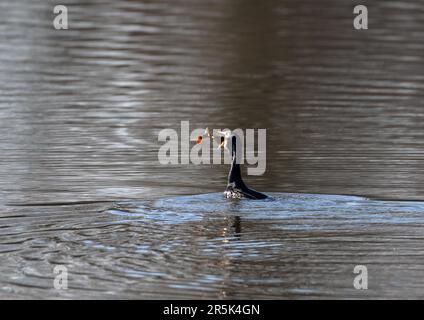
1;0;424;299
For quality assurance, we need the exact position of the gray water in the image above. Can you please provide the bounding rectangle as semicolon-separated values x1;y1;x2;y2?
1;0;424;299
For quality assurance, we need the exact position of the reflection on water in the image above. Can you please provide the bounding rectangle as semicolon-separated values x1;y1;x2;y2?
1;0;424;299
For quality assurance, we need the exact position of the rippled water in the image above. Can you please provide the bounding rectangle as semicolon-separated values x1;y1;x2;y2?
3;193;424;299
1;0;424;299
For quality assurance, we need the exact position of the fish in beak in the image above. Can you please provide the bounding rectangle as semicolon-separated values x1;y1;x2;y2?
195;135;203;144
194;128;230;150
195;127;212;144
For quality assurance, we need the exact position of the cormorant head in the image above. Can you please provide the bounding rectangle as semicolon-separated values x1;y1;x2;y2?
195;128;239;159
215;130;239;161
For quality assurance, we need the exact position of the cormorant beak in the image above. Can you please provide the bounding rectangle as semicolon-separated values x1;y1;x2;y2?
195;127;211;144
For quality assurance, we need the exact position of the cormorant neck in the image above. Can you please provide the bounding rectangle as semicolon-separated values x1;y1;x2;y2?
227;137;246;189
224;135;268;200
